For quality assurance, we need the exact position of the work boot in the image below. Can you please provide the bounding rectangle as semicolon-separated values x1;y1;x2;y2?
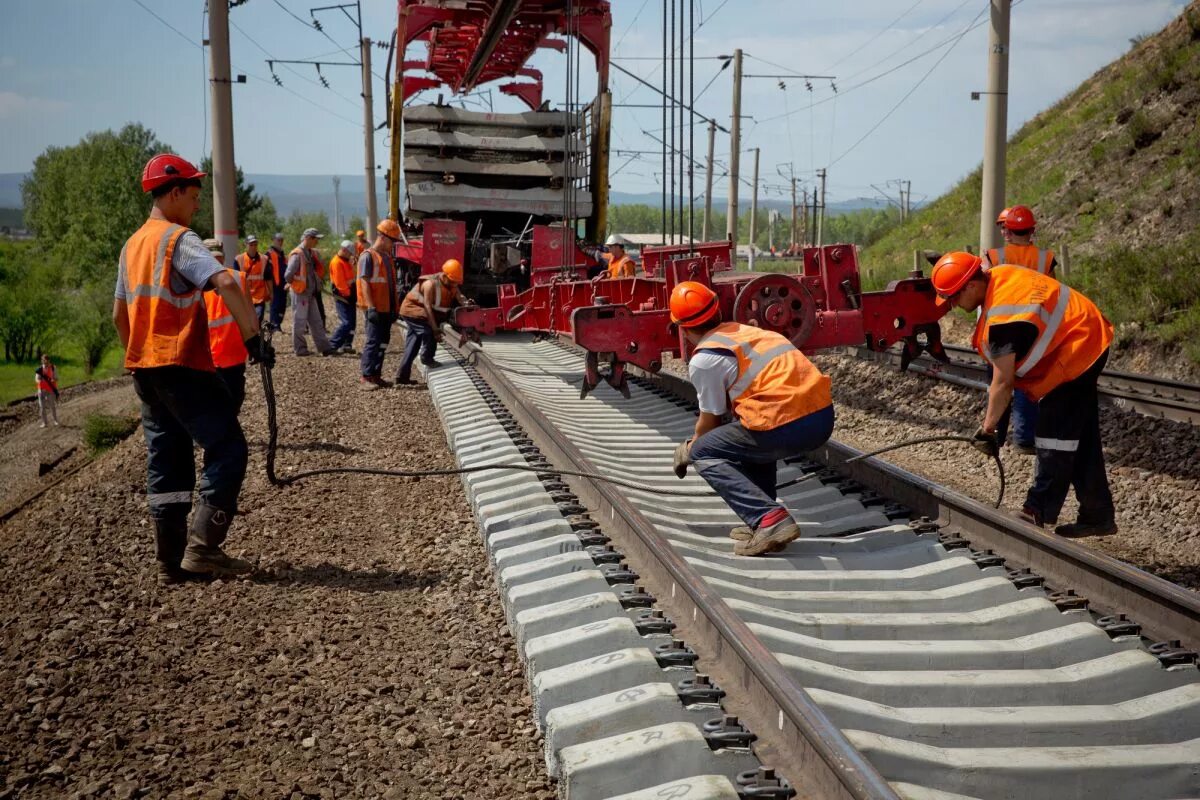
1055;520;1118;538
728;525;752;542
1017;506;1043;527
735;514;801;557
180;503;253;577
155;517;196;586
1012;442;1036;455
420;358;441;368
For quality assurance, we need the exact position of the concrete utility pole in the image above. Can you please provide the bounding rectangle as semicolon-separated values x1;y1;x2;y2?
748;147;760;270
816;167;827;248
979;0;1011;253
702;119;716;241
332;176;342;235
790;177;798;253
801;187;809;247
902;179;912;222
361;37;379;234
208;0;238;260
725;48;743;242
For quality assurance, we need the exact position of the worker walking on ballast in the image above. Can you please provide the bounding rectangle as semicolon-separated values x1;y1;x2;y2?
358;219;402;389
933;252;1116;538
285;228;336;357
114;154;274;584
669;281;835;557
394;258;468;387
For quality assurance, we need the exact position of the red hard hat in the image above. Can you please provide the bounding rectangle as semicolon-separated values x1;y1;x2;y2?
1004;205;1035;230
669;281;719;327
141;154;206;193
931;252;984;298
996;206;1012;225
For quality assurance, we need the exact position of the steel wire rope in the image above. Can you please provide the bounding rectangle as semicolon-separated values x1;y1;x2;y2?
823;0;929;72
228;16;363;111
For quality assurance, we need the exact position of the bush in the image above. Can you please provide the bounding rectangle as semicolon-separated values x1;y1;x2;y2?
0;280;59;363
83;413;139;454
70;283;118;375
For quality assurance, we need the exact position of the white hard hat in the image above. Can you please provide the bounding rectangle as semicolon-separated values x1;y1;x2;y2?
340;239;353;250
604;234;626;247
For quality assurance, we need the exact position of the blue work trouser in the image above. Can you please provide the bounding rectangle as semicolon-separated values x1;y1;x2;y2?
987;363;1038;447
132;367;247;526
360;311;394;378
691;405;835;529
269;283;288;329
330;294;357;349
1025;350;1113;526
396;316;437;382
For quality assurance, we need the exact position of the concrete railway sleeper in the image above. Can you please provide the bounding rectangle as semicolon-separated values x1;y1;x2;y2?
424;333;1200;800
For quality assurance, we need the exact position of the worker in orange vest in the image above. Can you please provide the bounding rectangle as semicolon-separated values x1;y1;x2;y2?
933;252;1115;538
354;229;368;257
113;154;273;584
284;228;336;357
35;353;59;428
593;234;637;280
235;235;270;324
328;239;358;354
358;219;403;389
668;281;835;557
395;258;470;386
986;205;1056;275
202;239;252;413
266;232;288;332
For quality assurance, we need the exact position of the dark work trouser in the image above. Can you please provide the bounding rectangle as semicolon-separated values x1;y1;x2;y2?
691;405;836;529
216;363;247;416
330;293;357;350
1025;350;1113;526
396;316;437;382
360;312;394;378
269;283;288;329
132;367;248;529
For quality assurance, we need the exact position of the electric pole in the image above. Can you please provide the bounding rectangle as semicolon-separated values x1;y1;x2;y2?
332;176;342;235
790;178;798;254
208;0;238;260
725;48;743;242
815;167;827;248
902;179;911;222
801;187;809;247
748;147;760;270
980;0;1010;253
702;119;715;241
361;37;379;234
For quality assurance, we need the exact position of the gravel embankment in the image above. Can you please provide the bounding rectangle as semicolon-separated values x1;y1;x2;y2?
0;326;554;799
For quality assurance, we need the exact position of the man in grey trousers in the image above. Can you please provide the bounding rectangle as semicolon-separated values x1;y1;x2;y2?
284;227;335;357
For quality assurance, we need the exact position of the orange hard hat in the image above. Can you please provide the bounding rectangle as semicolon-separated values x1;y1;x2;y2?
141;154;206;193
996;206;1012;225
669;281;719;327
442;258;464;284
931;252;984;298
356;229;366;237
1004;205;1035;230
376;219;401;241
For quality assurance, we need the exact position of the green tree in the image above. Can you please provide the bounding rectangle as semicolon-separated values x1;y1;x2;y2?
244;195;282;243
70;282;119;374
346;214;366;237
0;265;59;362
192;156;264;240
282;209;332;255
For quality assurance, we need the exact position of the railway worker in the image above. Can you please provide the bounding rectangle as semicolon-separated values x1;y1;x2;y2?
285;227;336;357
35;353;59;428
355;229;368;257
932;252;1116;538
668;281;835;557
235;235;271;324
596;234;636;280
394;257;468;386
114;154;273;584
266;233;288;331
201;239;252;414
358;219;403;389
329;240;358;354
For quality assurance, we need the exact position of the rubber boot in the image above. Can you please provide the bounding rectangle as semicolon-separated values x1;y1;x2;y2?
180;503;253;576
155;516;193;585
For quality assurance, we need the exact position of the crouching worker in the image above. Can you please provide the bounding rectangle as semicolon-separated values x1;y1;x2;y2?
669;281;834;556
394;258;468;386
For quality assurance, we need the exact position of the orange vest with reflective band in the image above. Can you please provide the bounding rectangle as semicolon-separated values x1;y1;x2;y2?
265;248;285;284
356;250;397;313
400;275;457;319
36;364;56;393
236;252;270;303
986;243;1054;275
330;254;356;297
204;268;250;368
696;322;833;431
607;255;636;279
288;247;318;293
119;219;214;371
972;266;1112;400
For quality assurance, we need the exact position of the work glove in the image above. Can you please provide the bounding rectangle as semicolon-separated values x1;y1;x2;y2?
245;334;276;369
366;308;380;325
673;439;692;479
971;427;999;458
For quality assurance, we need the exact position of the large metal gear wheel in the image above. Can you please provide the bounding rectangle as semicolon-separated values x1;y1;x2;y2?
732;274;817;348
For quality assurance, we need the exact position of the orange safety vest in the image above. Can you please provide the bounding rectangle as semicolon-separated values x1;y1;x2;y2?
400;274;457;319
356;250;397;313
119;219;214;371
288;247;319;293
607;255;636;279
265;248;285;284
696;322;832;431
36;364;57;393
355;241;366;257
972;266;1112;400
236;251;270;304
330;253;356;298
204;268;250;368
986;243;1054;275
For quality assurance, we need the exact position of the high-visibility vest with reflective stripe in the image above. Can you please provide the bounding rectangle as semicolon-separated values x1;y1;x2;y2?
971;266;1112;400
236;252;270;304
119;219;214;371
36;364;56;393
607;255;636;279
266;248;285;284
330;253;356;298
288;247;318;293
356;250;397;312
986;244;1054;275
204;268;249;368
696;322;833;432
400;275;458;318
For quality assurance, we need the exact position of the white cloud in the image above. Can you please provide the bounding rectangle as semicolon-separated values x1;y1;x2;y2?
0;91;68;117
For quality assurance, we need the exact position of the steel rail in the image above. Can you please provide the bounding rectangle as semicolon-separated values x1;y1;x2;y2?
452;336;901;800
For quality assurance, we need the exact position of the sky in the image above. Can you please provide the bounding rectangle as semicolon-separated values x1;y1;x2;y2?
0;0;1189;209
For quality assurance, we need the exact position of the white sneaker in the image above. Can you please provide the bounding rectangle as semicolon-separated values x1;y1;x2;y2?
39;423;46;428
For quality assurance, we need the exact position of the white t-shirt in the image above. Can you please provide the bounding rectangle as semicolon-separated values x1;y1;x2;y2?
688;350;739;415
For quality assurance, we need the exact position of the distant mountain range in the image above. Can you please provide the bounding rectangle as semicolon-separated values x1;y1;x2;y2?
0;172;906;218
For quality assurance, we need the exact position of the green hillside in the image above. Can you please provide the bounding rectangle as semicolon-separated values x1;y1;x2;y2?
862;3;1200;365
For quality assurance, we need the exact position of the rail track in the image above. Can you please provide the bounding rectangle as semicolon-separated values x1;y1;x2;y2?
847;343;1200;426
426;332;1200;800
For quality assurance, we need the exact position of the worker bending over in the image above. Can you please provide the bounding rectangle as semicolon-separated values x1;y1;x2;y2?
933;252;1115;538
358;219;402;389
394;258;468;387
113;155;273;584
669;281;835;557
201;238;252;414
285;228;336;357
329;239;358;354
